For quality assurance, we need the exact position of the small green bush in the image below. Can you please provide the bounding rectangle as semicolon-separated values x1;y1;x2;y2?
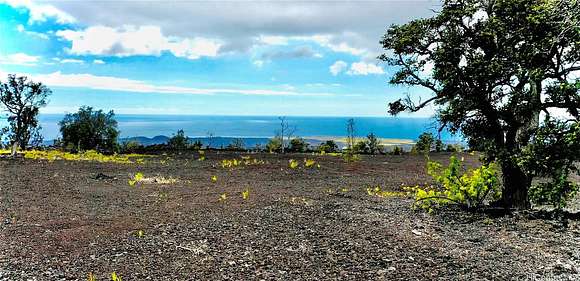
414;132;434;154
318;140;338;153
410;155;501;212
168;129;189;150
390;146;404;155
289;137;308;152
266;137;282;153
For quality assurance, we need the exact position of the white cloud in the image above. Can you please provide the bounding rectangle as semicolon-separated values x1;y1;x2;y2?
29;71;333;97
257;34;367;57
93;59;105;64
329;60;348;76
60;58;84;64
1;0;75;23
0;53;40;66
15;24;49;39
346;62;384;75
56;25;221;60
252;60;265;68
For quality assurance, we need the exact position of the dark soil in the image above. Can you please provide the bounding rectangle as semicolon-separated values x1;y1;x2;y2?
1;152;579;280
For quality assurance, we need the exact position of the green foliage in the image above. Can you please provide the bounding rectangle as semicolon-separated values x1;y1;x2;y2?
191;140;203;150
414;132;434;154
119;140;142;154
520;119;580;209
342;151;361;162
390;146;404;155
435;139;444;152
266;137;282;153
381;0;580;208
168;129;189;150
0;74;51;149
411;156;501;212
59;106;119;153
289;137;308;152
365;133;381;154
318;140;338;153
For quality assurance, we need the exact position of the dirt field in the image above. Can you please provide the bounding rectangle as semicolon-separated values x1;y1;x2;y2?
1;152;579;280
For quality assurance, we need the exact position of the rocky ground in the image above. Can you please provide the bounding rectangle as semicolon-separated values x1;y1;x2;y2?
0;151;579;280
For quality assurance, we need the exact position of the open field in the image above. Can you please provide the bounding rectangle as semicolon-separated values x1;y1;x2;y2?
1;152;579;280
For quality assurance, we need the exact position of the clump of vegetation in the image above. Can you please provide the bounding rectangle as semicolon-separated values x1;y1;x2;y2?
111;272;123;281
220;156;264;169
59;106;119;153
241;188;250;200
289;137;308;152
318;140;339;153
266;137;282;153
168;129;189;150
24;149;145;164
342;152;361;162
522;119;580;209
128;172;144;186
197;150;206;161
0;74;51;154
211;175;218;183
408;156;501;212
119;140;142;154
288;159;299;169
219;192;227;202
389;146;404;155
414;132;434;154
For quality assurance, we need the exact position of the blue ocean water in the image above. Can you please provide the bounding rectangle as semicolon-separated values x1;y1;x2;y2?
37;114;461;142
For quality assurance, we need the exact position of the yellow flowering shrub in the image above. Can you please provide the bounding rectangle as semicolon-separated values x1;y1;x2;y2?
410;156;501;212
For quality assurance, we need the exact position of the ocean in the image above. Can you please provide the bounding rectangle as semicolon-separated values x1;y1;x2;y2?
34;114;461;147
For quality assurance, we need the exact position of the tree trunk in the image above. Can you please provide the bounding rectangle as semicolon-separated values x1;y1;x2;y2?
501;161;531;209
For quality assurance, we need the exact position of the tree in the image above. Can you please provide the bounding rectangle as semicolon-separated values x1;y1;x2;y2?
289;137;308;152
277;116;297;153
415;132;435;154
366;133;381;154
0;74;51;152
318;140;339;153
266;136;283;153
381;0;580;209
168;129;189;150
59;106;119;152
346;118;356;152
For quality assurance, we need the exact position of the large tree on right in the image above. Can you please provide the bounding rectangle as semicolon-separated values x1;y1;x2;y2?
381;0;580;209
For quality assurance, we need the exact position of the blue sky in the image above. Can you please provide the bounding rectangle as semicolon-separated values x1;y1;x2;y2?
0;0;438;117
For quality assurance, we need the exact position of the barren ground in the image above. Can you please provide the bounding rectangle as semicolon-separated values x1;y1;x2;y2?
1;152;579;280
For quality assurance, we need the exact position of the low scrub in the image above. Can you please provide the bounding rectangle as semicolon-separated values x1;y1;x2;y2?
407;155;501;212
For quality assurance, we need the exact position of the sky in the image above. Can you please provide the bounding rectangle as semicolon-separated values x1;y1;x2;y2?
0;0;440;117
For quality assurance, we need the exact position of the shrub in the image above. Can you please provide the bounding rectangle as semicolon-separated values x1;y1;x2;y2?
168;129;189;150
414;132;434;154
289;137;308;152
435;139;444;152
353;139;368;154
119;140;142;154
266;137;282;153
59;106;119;153
390;146;404;155
366;133;381;154
410;155;501;212
318;140;338;153
191;140;203;150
